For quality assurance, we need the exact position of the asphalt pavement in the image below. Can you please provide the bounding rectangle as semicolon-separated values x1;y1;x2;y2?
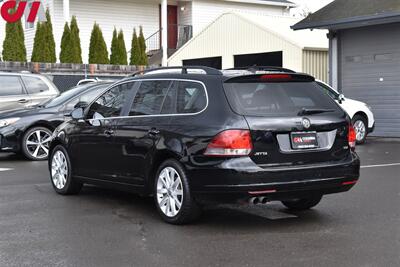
0;138;399;267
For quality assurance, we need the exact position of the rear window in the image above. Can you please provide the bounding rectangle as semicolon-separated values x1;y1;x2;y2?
224;82;341;117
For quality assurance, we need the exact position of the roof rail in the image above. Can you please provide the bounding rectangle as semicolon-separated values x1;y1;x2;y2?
132;66;222;76
225;66;296;73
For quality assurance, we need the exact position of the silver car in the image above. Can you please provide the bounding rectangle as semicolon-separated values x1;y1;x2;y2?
0;72;59;112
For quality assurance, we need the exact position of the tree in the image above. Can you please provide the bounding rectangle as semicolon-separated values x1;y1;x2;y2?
118;30;128;65
59;22;71;63
70;16;82;64
88;23;109;64
130;28;140;65
3;18;26;62
31;8;56;63
31;22;45;62
110;28;119;65
138;26;148;65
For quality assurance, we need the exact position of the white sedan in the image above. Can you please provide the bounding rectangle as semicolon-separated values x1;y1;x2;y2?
316;80;375;144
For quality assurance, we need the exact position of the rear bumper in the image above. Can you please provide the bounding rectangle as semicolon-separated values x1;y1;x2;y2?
368;123;375;134
185;153;360;203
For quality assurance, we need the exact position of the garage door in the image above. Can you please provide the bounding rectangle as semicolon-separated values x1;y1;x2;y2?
234;51;283;68
183;57;222;69
340;23;400;137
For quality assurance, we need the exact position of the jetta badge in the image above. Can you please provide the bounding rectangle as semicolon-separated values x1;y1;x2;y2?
302;118;311;129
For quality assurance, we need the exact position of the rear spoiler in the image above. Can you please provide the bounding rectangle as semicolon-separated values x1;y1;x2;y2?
224;73;315;83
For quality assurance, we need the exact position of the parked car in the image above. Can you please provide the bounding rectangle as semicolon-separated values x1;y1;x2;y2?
48;66;360;225
0;81;112;161
77;78;101;86
316;80;375;144
0;72;59;112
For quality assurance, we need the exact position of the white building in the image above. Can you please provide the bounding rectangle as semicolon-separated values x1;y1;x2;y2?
1;0;296;64
168;12;329;81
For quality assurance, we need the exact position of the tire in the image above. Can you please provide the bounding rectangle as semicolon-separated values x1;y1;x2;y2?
154;159;202;225
22;126;53;161
49;145;82;195
281;195;322;211
352;115;368;144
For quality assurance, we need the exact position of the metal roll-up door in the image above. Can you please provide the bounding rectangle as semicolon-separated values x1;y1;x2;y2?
340;22;400;137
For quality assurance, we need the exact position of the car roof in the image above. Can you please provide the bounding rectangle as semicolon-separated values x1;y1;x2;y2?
124;66;315;83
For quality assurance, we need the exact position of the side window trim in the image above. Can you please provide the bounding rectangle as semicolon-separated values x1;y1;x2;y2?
86;79;209;120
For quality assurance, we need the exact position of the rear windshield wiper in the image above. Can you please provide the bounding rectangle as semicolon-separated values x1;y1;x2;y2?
298;108;335;116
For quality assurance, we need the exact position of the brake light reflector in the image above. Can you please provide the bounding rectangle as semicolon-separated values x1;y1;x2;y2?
348;124;356;150
204;130;253;156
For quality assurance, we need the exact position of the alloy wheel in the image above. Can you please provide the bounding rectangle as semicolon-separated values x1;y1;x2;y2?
353;120;366;142
156;167;184;218
26;129;52;159
51;150;68;190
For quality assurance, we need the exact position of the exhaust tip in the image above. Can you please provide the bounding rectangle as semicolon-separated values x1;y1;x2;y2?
249;197;260;205
260;197;268;204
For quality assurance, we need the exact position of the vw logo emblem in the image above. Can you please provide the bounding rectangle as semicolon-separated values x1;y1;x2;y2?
302;118;311;129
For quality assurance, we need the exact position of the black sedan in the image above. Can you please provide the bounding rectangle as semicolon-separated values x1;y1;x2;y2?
0;81;112;160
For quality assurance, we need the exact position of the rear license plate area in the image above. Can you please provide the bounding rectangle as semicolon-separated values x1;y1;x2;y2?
290;132;319;150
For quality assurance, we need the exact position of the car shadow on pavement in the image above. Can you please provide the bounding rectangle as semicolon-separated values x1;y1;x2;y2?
77;185;328;230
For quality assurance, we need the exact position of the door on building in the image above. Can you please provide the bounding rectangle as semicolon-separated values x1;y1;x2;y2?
160;5;178;49
340;23;400;137
234;51;283;68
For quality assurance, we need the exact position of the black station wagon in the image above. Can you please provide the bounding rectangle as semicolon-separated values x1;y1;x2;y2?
48;66;360;224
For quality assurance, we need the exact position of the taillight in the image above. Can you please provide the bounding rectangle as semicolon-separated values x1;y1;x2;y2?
204;130;253;156
348;124;356;151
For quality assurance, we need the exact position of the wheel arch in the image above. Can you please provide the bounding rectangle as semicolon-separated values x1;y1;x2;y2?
353;111;369;126
146;149;183;195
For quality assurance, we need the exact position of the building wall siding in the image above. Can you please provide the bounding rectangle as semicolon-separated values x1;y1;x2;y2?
191;0;288;34
178;1;193;26
302;49;329;83
168;13;303;71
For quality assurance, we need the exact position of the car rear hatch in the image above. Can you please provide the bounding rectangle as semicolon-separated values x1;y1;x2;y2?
223;73;352;168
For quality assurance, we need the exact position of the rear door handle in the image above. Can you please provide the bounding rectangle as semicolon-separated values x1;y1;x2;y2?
104;129;115;136
18;99;29;104
148;128;160;136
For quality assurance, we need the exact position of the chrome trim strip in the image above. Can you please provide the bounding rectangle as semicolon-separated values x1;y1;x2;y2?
86;78;209;121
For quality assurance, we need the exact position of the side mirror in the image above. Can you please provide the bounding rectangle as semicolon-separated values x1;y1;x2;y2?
71;107;84;120
74;101;88;109
338;94;345;104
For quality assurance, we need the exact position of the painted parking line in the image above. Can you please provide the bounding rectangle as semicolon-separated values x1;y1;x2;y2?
361;163;400;169
0;168;14;172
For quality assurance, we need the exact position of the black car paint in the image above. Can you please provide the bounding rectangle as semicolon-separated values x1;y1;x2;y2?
0;82;112;153
49;73;360;203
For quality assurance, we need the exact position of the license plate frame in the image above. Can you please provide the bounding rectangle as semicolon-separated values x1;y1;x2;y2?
290;132;319;150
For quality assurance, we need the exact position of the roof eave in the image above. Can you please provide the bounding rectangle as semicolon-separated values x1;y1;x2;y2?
292;12;400;30
222;0;296;8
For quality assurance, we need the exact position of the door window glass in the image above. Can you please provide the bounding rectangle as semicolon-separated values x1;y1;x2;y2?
87;82;134;120
129;80;173;116
22;76;49;94
65;86;107;111
0;76;25;96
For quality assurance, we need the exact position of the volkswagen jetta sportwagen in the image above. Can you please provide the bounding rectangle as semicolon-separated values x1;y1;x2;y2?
48;66;360;224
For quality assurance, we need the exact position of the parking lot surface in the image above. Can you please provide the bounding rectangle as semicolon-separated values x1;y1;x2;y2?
0;138;399;267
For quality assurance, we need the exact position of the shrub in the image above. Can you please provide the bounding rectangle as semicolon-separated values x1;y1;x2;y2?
88;23;109;64
3;18;26;62
130;28;140;65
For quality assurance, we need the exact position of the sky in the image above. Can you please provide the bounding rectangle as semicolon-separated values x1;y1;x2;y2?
290;0;335;17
